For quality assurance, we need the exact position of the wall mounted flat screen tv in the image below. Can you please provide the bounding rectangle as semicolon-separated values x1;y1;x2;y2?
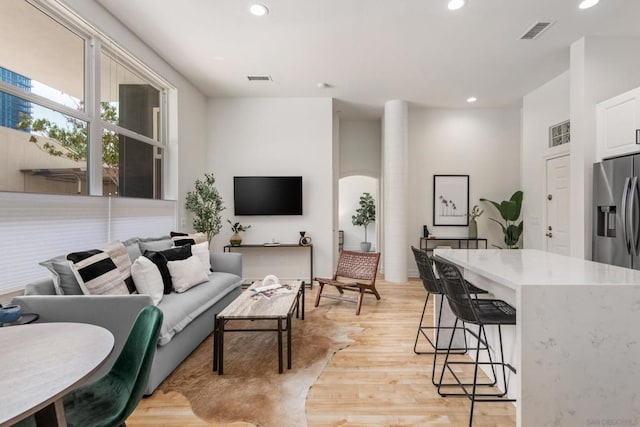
234;176;303;215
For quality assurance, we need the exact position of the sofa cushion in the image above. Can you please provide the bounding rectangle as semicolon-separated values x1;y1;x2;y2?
191;242;211;275
156;272;242;346
139;239;173;253
67;249;129;295
144;245;192;294
123;237;142;262
170;231;207;247
167;256;208;293
131;256;164;305
39;256;83;295
103;241;136;293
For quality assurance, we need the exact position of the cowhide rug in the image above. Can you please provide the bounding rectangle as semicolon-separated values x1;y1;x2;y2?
158;303;361;427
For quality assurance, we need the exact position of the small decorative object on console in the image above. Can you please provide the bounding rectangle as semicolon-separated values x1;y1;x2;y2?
227;220;251;246
299;231;312;246
468;205;484;239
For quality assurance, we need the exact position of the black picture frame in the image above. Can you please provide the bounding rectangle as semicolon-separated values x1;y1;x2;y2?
433;175;469;226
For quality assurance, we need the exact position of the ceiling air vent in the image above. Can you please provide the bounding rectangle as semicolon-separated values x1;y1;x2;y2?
247;75;272;82
520;21;554;40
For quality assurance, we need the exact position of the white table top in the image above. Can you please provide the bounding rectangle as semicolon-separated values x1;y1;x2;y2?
0;322;114;426
434;248;640;289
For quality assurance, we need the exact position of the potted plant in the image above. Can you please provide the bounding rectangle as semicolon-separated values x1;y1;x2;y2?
468;205;484;239
351;192;376;252
185;173;225;247
480;190;523;249
227;220;251;246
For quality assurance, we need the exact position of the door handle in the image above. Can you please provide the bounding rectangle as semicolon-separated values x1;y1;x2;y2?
622;177;632;254
630;176;639;256
545;232;553;238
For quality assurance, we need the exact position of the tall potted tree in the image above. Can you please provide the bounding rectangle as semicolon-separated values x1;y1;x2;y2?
185;173;225;246
352;192;376;252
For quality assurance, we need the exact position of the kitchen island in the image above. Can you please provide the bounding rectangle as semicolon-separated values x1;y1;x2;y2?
434;248;640;427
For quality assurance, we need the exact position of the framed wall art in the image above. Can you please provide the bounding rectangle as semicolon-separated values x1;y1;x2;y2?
433;175;469;226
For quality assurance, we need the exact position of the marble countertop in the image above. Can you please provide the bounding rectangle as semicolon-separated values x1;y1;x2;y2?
433;248;640;289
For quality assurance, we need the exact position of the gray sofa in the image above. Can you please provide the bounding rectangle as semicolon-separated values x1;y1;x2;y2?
12;243;243;395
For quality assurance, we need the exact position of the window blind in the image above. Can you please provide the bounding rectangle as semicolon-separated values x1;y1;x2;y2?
109;197;176;241
0;193;176;292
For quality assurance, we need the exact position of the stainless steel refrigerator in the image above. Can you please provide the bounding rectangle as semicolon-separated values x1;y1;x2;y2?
593;154;640;268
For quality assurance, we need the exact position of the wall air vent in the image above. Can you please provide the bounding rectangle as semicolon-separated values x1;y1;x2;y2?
520;21;554;40
247;75;272;81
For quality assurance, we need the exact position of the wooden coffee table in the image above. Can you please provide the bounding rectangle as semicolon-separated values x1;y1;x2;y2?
213;280;303;374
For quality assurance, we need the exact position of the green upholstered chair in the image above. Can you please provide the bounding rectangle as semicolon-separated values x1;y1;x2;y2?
63;305;163;427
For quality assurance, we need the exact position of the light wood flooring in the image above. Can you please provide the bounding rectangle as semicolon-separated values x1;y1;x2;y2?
128;278;516;426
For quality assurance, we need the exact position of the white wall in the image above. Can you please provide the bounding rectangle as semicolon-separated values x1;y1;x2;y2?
339;176;378;251
521;71;570;250
408;107;521;274
569;36;640;259
207;97;334;280
339;119;381;178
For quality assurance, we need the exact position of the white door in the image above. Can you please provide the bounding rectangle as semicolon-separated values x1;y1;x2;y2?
545;155;570;255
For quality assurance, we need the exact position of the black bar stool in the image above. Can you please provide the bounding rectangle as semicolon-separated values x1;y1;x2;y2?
433;256;516;427
410;246;489;386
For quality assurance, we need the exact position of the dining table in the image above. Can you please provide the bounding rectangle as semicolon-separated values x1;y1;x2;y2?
0;322;114;427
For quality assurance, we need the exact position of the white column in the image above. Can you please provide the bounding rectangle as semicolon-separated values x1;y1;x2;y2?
383;100;408;282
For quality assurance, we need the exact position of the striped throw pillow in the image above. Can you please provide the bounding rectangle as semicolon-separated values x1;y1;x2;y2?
103;241;136;294
67;249;129;295
170;231;207;247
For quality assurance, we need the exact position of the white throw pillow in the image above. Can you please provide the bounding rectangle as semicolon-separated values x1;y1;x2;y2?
131;256;164;305
167;255;208;293
191;241;211;276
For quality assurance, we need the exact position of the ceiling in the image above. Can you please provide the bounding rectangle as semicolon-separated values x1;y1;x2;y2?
95;0;640;118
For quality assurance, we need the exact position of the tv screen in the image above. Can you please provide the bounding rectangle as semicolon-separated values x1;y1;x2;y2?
234;176;303;215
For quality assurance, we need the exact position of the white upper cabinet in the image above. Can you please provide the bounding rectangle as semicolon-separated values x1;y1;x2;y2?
597;87;640;161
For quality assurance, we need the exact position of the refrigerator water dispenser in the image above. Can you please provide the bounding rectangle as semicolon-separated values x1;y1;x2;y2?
596;206;616;237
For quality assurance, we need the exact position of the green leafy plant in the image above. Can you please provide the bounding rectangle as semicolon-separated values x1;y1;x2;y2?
351;192;376;243
185;173;225;244
480;190;523;249
227;220;251;233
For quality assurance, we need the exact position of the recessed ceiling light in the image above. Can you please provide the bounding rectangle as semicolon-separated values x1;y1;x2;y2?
467;96;477;103
448;0;466;10
578;0;599;9
249;4;269;16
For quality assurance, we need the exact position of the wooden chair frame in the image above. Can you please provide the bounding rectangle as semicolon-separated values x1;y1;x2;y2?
314;250;381;315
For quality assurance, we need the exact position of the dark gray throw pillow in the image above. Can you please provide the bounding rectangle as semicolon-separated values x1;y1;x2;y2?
143;245;192;294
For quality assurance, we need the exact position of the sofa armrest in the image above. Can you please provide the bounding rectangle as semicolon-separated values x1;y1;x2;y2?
211;252;242;277
11;294;153;383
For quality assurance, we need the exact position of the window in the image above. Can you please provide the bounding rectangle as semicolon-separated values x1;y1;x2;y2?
0;91;89;194
100;53;163;198
549;120;570;148
0;0;169;199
